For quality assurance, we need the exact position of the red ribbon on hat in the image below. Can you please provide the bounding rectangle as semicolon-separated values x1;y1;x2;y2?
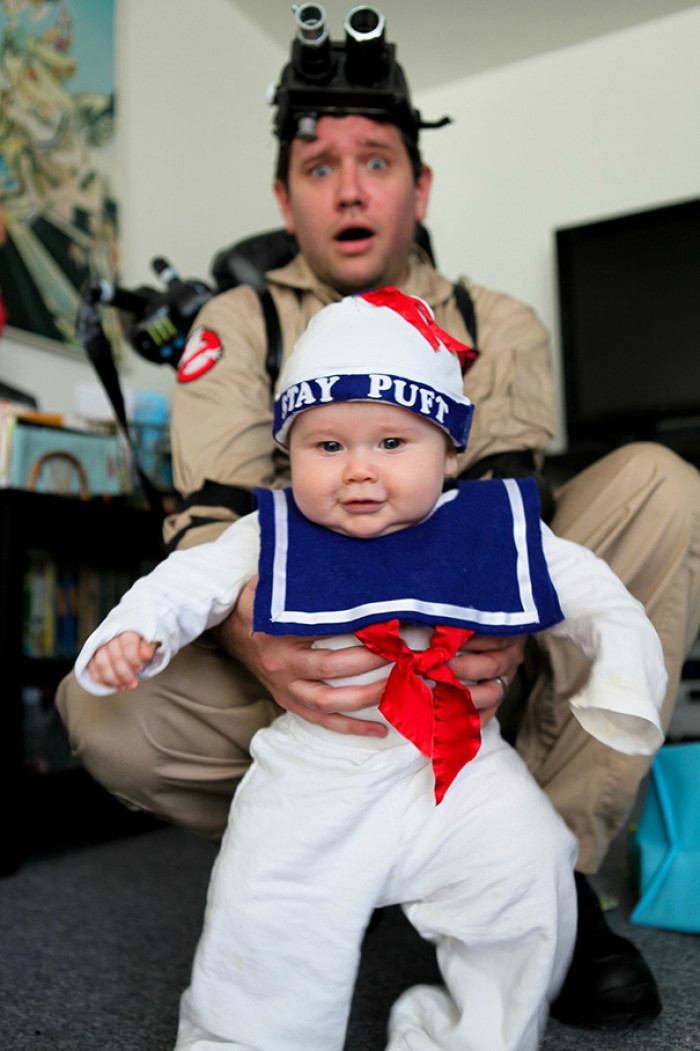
355;619;482;803
359;287;478;372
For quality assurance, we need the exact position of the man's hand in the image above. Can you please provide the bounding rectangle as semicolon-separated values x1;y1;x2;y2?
212;578;525;736
212;578;391;736
448;634;526;729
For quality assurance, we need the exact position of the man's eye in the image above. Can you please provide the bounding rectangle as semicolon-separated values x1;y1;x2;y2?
310;163;333;178
381;437;402;450
320;440;342;452
367;157;387;172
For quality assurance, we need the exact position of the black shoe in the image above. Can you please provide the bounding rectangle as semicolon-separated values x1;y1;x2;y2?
551;872;662;1028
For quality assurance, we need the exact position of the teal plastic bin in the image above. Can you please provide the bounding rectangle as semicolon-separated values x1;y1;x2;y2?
631;742;700;933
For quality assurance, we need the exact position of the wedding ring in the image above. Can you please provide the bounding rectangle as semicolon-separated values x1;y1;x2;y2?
493;676;508;699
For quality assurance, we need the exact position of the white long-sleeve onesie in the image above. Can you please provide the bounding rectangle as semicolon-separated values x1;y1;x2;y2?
76;509;666;757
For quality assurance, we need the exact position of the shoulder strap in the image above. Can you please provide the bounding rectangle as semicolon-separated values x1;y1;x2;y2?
211;229;295;391
258;288;284;389
453;281;478;352
76;290;166;524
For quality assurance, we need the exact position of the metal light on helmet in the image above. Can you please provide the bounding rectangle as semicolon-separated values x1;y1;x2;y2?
270;4;452;143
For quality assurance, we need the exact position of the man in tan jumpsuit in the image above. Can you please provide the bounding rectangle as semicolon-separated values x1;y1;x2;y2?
58;9;700;1034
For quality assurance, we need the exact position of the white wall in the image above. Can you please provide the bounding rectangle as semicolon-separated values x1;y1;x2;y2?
2;2;698;449
416;7;700;446
115;0;284;286
0;0;284;413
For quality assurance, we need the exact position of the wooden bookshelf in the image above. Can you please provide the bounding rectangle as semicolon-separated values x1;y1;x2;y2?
0;490;164;874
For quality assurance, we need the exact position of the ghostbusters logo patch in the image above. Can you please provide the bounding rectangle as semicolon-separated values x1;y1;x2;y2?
177;326;223;382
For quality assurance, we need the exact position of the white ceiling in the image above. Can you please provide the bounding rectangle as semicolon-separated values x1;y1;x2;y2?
230;0;700;91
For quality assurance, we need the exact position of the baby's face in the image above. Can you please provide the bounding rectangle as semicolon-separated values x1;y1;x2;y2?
288;402;457;539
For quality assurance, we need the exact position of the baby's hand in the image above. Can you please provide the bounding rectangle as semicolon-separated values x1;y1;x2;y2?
86;631;159;692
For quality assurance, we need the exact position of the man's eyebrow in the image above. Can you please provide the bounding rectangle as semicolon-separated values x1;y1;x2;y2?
299;146;332;166
299;137;398;164
357;137;398;151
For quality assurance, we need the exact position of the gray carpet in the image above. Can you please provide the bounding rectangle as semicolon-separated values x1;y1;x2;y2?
2;818;699;1050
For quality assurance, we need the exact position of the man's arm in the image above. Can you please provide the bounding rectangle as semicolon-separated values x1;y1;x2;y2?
164;284;283;552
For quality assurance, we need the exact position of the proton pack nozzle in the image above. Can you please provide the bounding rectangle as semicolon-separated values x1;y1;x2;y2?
271;4;451;143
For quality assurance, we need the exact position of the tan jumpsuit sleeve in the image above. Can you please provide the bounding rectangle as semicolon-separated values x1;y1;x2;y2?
163;285;278;550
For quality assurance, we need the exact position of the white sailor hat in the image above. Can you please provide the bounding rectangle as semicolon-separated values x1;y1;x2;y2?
273;287;477;450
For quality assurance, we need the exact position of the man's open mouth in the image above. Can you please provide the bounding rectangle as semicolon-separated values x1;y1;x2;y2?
335;227;374;242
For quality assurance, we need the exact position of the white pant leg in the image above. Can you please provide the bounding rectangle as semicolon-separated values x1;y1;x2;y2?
175;716;426;1051
385;725;578;1051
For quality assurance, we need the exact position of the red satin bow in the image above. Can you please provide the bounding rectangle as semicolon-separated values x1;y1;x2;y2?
355;620;481;803
359;287;478;373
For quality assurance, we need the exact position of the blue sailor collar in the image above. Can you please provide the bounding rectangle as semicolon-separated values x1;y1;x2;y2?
253;479;564;637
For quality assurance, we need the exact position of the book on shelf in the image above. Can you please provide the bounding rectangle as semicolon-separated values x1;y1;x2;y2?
22;551;135;659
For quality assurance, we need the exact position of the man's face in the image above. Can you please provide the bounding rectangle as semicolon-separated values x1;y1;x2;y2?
274;115;432;295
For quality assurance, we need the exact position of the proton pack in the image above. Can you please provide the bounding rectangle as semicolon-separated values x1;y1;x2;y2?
77;223;480;528
80;223;476;386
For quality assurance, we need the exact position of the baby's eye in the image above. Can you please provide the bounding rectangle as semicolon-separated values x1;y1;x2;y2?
381;437;403;450
367;157;387;172
320;440;342;452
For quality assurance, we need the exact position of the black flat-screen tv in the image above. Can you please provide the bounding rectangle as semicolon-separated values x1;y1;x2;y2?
556;197;700;462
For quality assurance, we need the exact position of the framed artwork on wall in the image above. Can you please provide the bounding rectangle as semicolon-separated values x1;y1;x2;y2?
0;0;119;355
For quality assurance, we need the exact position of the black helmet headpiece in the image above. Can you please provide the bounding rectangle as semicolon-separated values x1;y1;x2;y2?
270;5;452;143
